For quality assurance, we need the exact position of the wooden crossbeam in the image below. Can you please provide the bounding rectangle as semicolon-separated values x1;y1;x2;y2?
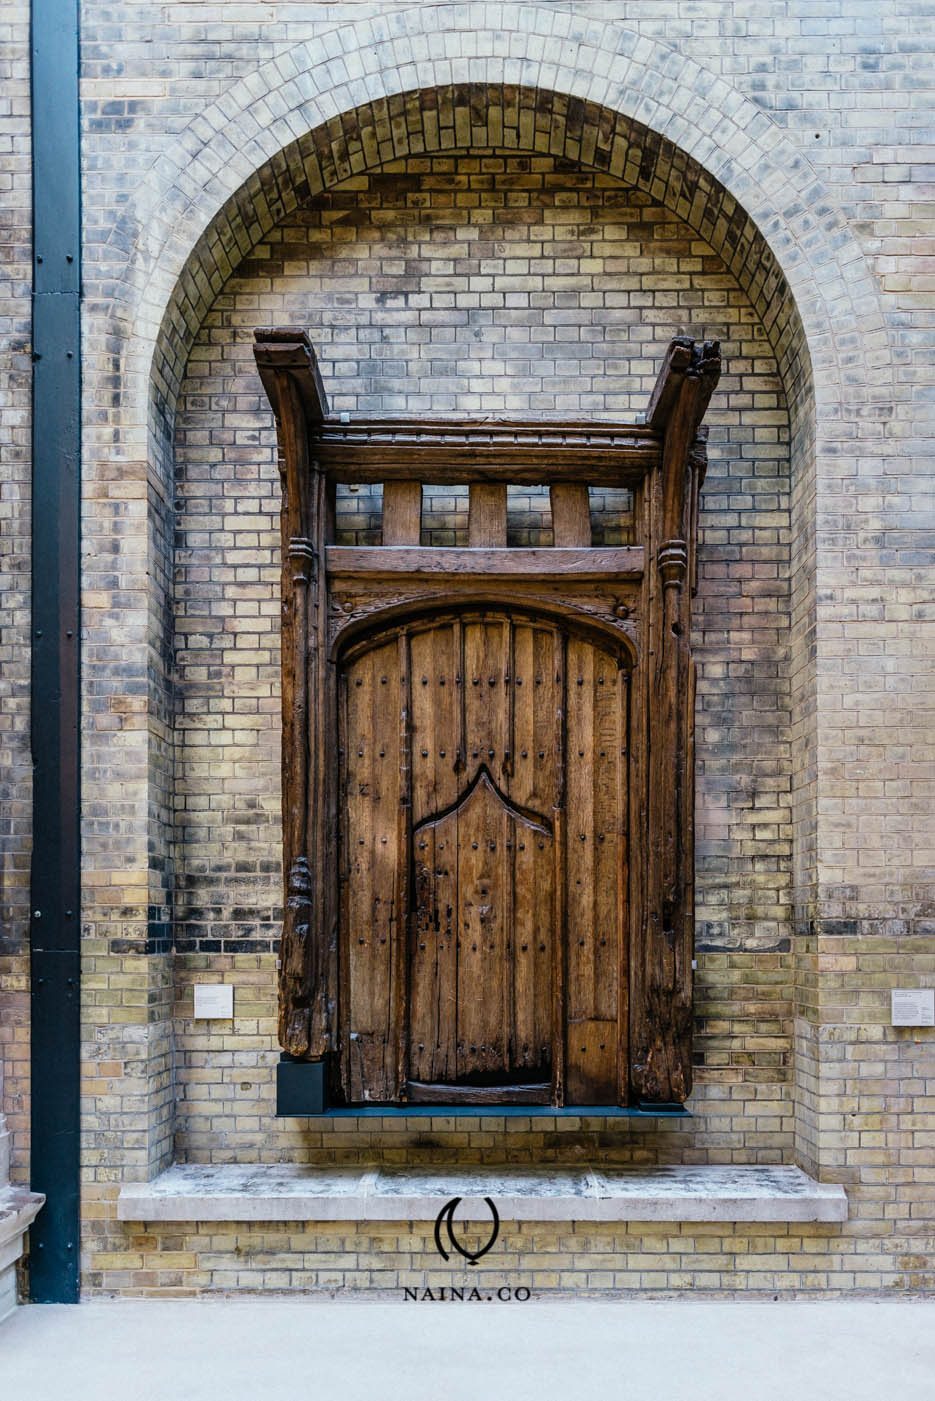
326;546;644;578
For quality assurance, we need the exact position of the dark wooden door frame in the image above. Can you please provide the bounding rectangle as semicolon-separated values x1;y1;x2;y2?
256;329;720;1106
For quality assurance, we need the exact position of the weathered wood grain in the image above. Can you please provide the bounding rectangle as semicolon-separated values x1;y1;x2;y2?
312;417;659;484
468;483;508;547
326;546;645;577
550;483;592;547
340;640;403;1101
381;480;422;545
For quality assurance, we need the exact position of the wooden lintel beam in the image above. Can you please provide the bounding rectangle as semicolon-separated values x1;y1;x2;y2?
316;450;655;486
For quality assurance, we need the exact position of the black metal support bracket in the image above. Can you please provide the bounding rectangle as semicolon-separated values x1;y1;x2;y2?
276;1056;329;1116
29;0;82;1303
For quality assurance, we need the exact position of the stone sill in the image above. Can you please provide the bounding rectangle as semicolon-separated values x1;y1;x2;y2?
0;1187;45;1276
117;1165;847;1225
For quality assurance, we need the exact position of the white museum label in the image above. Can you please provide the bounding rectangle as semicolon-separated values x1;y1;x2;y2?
193;983;234;1019
890;988;935;1028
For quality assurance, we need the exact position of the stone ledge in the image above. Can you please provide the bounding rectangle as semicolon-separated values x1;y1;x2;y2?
0;1187;45;1320
0;1188;44;1262
117;1165;847;1225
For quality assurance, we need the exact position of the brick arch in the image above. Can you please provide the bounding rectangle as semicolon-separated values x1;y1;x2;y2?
116;2;895;445
151;87;814;432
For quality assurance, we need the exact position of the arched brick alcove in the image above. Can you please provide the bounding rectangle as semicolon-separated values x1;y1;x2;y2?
78;7;898;1206
151;92;805;1161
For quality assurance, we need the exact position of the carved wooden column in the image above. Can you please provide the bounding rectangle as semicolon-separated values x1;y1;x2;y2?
632;338;721;1103
254;330;336;1061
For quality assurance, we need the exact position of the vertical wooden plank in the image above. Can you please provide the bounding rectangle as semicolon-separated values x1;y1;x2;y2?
463;617;509;785
307;466;338;1061
342;640;400;1100
616;670;631;1104
592;649;622;1021
510;811;555;1079
550;483;592;547
565;636;595;1100
633;442;695;1105
550;628;566;1107
382;481;422;545
468;483;507;546
393;631;411;1099
509;622;560;1083
408;621;460;1084
508;623;558;813
410;817;459;1083
564;636;621;1103
454;778;511;1078
409;623;460;826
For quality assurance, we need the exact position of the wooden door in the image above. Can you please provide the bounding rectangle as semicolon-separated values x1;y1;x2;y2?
338;610;630;1106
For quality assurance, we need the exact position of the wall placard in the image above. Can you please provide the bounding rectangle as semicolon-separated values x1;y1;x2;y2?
891;989;935;1028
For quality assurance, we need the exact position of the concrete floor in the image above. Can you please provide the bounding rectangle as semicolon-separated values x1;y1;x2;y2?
1;1299;933;1401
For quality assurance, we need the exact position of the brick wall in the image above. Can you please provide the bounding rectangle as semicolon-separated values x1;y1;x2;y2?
1;1;931;1296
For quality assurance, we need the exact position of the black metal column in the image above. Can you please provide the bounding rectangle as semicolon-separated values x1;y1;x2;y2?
29;0;81;1303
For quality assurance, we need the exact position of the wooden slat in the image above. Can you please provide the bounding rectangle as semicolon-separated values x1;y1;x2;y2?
564;636;625;1103
410;820;458;1084
507;625;558;828
409;623;460;826
468;483;507;547
326;546;644;578
408;624;460;1085
405;1081;550;1104
454;778;511;1079
510;808;555;1079
320;455;655;486
509;623;559;1081
392;632;411;1099
341;640;400;1101
317;417;660;444
457;620;510;1081
381;480;422;545
550;483;592;547
463;618;509;785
